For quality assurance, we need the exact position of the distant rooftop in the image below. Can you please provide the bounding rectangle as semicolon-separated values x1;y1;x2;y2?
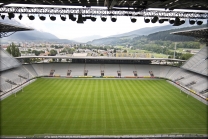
72;53;88;57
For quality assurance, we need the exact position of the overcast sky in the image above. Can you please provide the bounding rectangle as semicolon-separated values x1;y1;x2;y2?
15;15;169;41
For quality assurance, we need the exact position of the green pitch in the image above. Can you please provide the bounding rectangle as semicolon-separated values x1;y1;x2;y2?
1;78;207;136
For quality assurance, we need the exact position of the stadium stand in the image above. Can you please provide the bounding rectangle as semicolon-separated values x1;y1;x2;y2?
181;47;208;76
104;64;120;76
120;64;136;76
85;64;101;76
32;64;43;76
52;63;69;76
23;64;38;77
0;48;21;71
135;64;153;76
69;64;85;76
1;47;207;99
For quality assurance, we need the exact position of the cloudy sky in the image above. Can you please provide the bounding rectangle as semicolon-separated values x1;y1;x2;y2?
15;15;169;41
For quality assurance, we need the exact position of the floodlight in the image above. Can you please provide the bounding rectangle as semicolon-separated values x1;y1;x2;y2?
8;12;15;20
77;14;84;23
169;19;175;24
189;19;195;25
159;19;164;24
91;17;96;22
49;15;56;21
151;16;158;23
69;14;76;21
173;17;181;26
101;17;107;22
28;15;35;20
39;15;46;21
82;17;87;21
1;14;5;20
197;21;203;25
60;15;66;21
19;14;23;20
130;17;137;23
180;19;185;25
144;18;150;23
111;17;117;22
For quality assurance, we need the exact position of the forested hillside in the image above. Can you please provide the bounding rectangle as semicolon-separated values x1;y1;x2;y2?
147;24;207;41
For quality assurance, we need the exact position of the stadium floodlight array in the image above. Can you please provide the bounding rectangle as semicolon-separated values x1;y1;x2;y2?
1;11;205;25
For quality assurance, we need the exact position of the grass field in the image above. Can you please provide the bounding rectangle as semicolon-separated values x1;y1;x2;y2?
1;78;207;136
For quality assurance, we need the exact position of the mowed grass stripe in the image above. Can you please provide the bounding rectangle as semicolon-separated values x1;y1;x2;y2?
1;78;207;135
156;81;204;132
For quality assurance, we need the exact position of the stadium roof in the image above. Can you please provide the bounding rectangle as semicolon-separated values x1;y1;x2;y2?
1;0;208;11
171;27;208;42
0;22;33;38
16;56;186;62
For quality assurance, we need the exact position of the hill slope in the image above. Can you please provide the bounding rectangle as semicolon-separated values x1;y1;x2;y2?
88;23;206;45
0;19;75;43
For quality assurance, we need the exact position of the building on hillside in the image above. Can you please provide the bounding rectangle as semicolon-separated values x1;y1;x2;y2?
116;53;151;58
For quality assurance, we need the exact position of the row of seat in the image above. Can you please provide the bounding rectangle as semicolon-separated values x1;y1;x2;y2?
182;47;208;75
1;63;207;98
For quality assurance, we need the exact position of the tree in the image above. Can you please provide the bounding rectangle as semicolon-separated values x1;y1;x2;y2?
32;50;40;56
49;49;57;56
181;53;193;60
6;42;21;57
123;49;127;53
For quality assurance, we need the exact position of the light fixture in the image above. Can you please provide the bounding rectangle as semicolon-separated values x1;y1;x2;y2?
130;17;137;23
101;16;107;22
77;14;84;23
39;15;46;21
69;14;76;21
49;15;56;21
173;17;181;26
197;20;203;25
151;16;158;23
189;19;195;25
28;15;35;20
111;17;117;22
169;19;175;24
19;14;23;20
180;19;185;25
159;19;164;24
60;15;66;21
159;19;168;24
91;17;96;22
1;14;5;20
144;18;150;23
8;12;15;20
82;16;87;22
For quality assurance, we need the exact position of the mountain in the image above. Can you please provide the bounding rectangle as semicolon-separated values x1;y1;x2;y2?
88;22;206;45
88;35;137;45
0;18;75;43
147;24;208;41
73;35;102;43
109;23;190;38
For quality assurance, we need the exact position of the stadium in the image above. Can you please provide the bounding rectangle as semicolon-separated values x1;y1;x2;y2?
0;0;208;139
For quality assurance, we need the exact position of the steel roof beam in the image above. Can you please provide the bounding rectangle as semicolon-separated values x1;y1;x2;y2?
0;6;207;19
